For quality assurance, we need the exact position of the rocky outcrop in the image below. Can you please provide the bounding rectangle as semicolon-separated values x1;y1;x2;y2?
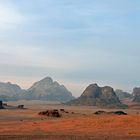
115;89;132;100
132;87;140;102
67;84;127;108
94;110;127;115
21;77;74;102
0;77;74;102
0;101;4;109
38;109;61;117
0;82;23;97
0;82;24;101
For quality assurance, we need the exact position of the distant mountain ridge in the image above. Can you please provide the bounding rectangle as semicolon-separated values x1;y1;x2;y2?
67;83;127;108
115;89;132;100
0;82;25;101
0;77;139;107
21;77;74;102
132;87;140;102
0;77;74;102
0;82;23;96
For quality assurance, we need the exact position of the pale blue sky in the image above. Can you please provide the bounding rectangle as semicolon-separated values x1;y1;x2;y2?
0;0;140;96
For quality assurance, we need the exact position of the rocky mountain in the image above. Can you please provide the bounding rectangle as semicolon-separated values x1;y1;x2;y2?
21;77;74;102
67;84;127;108
0;82;24;101
132;87;140;102
115;89;132;100
0;82;22;96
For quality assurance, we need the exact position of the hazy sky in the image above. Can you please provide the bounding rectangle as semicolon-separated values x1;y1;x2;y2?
0;0;140;96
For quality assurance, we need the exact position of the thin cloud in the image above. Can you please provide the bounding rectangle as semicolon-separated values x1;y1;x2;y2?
0;1;25;30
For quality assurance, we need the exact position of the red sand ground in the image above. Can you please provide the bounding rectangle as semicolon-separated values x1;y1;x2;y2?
0;101;140;139
0;114;140;137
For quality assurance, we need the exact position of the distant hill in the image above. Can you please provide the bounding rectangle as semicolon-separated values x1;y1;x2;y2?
115;89;132;100
132;87;140;102
67;84;127;108
21;77;75;102
0;82;22;96
0;82;24;101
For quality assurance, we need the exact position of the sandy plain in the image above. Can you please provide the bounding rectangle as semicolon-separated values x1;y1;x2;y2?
0;100;140;140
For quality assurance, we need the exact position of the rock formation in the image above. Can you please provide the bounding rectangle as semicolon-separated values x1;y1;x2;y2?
0;82;24;101
38;109;61;117
115;89;132;100
67;84;127;108
0;101;4;109
0;82;23;96
132;87;140;102
21;77;74;102
94;110;127;115
0;77;74;102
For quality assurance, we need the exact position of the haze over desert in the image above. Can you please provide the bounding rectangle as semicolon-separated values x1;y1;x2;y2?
0;0;140;139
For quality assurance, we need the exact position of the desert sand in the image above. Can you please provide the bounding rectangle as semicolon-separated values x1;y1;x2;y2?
0;100;140;140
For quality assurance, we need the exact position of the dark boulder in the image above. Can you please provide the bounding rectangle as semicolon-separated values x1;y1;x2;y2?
94;110;127;115
38;109;61;118
112;111;127;115
94;110;107;115
0;101;4;109
17;105;24;109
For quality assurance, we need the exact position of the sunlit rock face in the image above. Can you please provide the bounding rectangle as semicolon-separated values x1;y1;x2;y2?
0;82;24;101
67;83;127;108
21;77;75;102
0;82;22;96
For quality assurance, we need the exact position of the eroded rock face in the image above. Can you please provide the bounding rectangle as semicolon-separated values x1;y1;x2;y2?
0;82;25;101
133;87;140;102
0;82;23;97
81;84;101;98
21;77;75;102
67;84;127;108
115;89;132;100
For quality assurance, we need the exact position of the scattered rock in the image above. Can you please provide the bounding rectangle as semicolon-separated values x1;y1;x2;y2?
17;105;24;109
94;111;107;115
38;109;61;118
3;103;7;106
94;110;127;115
0;101;4;109
60;109;69;113
60;109;65;112
112;111;127;115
